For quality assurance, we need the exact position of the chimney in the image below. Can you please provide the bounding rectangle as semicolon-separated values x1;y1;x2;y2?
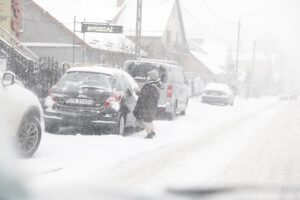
117;0;125;7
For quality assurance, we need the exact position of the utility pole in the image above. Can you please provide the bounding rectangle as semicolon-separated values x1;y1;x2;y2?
82;18;86;66
235;20;241;79
235;13;259;81
250;41;256;97
72;16;76;67
135;0;142;58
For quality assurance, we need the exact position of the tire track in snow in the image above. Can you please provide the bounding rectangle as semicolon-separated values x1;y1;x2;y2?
84;101;283;187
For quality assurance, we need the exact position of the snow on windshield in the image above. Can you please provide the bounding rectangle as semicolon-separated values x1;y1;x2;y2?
56;72;113;90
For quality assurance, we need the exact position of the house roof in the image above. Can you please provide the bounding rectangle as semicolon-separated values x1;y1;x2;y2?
29;0;141;55
189;39;228;66
113;0;176;37
190;50;224;75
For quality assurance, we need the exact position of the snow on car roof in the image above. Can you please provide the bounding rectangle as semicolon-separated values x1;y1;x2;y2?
67;66;122;76
204;83;232;93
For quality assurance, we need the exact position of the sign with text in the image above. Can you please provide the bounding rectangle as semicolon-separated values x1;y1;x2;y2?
81;23;123;34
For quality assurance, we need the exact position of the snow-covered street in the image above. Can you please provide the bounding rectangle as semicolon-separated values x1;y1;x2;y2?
17;97;300;199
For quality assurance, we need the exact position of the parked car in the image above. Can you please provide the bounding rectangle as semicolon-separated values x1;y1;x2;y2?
0;71;43;158
123;59;190;120
201;83;234;106
43;66;139;135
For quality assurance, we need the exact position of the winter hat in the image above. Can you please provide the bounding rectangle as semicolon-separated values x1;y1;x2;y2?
148;70;159;81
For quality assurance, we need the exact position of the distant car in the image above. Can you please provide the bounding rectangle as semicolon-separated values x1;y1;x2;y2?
201;83;234;106
279;93;298;101
124;59;190;120
43;66;139;135
0;71;43;158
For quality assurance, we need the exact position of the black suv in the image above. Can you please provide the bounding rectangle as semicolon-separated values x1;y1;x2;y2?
44;66;139;135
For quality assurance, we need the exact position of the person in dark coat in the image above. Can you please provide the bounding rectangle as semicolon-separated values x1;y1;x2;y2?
133;70;161;139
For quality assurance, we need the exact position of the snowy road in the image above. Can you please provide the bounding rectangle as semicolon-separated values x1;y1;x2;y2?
18;97;300;199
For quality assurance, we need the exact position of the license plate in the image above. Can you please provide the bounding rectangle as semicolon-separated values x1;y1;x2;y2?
66;98;94;105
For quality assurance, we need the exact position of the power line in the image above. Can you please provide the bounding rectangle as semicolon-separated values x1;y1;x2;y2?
181;5;225;41
200;0;235;26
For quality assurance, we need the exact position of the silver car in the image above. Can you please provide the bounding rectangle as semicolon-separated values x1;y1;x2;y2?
0;71;43;158
201;83;234;106
124;60;190;120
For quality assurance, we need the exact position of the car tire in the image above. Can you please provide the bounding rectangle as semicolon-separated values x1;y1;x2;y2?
181;99;189;115
167;102;177;120
17;116;42;158
45;123;60;134
114;115;126;136
201;98;206;104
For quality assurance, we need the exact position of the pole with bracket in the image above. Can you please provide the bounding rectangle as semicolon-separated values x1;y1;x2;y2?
250;41;256;97
135;0;142;58
235;19;241;79
72;15;76;67
82;18;86;66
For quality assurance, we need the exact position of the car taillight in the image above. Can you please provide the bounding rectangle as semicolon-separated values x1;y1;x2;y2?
104;94;122;108
167;85;173;97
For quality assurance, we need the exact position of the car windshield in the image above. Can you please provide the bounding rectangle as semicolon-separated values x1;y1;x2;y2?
55;71;113;90
2;0;300;200
125;62;167;82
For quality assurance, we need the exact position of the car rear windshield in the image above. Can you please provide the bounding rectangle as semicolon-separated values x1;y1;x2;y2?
56;71;113;90
125;62;167;82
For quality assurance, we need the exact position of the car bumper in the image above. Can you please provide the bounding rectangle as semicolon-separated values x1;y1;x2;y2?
202;95;230;104
44;108;118;127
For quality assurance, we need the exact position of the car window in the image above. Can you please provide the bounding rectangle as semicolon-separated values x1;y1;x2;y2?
121;75;131;91
172;68;184;84
56;72;113;90
125;62;167;83
115;76;125;91
126;62;157;79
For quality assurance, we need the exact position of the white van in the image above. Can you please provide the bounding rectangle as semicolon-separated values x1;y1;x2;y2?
124;59;190;120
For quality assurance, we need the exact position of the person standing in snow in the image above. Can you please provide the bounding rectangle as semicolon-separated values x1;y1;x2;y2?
133;70;161;139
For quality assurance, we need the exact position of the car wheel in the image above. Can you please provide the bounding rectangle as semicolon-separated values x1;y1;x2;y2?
45;123;60;134
115;115;126;136
181;99;189;115
201;98;206;104
167;102;177;120
17;117;41;158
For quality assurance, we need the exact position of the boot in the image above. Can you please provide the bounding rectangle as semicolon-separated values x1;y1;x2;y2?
145;132;155;139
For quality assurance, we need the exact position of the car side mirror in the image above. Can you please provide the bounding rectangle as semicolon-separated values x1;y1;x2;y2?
2;71;16;86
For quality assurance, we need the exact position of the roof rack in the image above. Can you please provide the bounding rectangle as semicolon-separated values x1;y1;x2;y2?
136;58;178;65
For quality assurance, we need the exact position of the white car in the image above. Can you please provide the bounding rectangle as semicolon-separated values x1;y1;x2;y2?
201;83;234;106
0;71;43;158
